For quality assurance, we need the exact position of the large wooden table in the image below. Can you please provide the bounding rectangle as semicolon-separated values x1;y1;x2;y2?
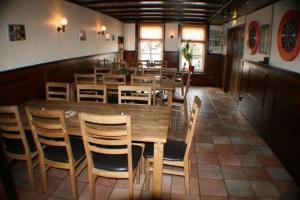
20;100;169;198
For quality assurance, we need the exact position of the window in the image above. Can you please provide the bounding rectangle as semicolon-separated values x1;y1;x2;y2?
181;25;206;72
139;25;163;64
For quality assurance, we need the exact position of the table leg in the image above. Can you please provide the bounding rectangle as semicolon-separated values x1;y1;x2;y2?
153;142;164;199
167;89;173;110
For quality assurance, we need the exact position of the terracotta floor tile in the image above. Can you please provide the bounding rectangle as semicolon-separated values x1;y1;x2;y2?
251;181;280;197
218;154;242;166
230;137;248;145
225;180;254;197
233;145;255;155
47;168;68;179
79;184;112;200
171;176;185;194
213;136;231;144
266;167;293;181
273;181;300;198
238;155;262;167
20;191;48;200
201;195;229;200
243;167;271;181
246;137;266;146
254;146;274;156
51;177;87;199
95;177;117;187
215;144;236;154
109;188;141;200
198;165;223;179
197;153;219;166
199;179;228;197
258;156;282;167
196;143;216;153
222;166;248;180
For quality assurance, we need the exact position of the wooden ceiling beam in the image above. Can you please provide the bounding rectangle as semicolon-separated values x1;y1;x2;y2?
99;8;216;13
110;12;210;17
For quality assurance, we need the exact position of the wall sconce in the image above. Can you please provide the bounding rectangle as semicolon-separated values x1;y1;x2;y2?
98;25;106;35
57;17;68;32
170;33;174;39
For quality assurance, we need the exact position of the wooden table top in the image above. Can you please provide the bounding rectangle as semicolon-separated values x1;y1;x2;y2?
21;100;170;143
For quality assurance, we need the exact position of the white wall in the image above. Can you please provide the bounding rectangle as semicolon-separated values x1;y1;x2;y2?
124;23;136;51
223;0;300;74
269;0;300;73
243;5;273;61
165;23;179;51
0;0;123;72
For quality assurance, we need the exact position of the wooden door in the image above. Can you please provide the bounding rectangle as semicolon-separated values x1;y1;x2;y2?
226;26;245;102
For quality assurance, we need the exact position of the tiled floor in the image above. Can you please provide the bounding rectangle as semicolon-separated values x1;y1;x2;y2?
7;87;300;199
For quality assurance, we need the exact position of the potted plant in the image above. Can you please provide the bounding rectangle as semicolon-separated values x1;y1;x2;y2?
182;41;194;72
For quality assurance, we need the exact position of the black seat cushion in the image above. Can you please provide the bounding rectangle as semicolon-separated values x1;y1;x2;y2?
43;136;85;163
143;139;187;161
92;145;142;172
2;130;36;154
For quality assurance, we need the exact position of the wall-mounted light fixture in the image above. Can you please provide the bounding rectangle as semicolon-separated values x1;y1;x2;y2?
98;25;106;35
57;17;68;32
170;33;174;39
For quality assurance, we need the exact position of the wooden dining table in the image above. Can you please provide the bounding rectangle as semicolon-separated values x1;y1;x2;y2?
20;100;170;198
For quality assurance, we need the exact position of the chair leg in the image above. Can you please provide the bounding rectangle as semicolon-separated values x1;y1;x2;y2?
128;175;133;200
39;159;47;193
181;86;184;96
70;168;78;200
184;99;188;120
26;159;35;191
184;161;190;197
88;170;95;200
144;159;150;191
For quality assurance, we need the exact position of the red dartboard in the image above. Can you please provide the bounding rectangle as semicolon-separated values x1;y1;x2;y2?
247;21;259;54
277;10;300;61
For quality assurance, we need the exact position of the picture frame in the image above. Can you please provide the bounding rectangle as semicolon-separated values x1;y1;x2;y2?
8;24;26;41
105;33;110;40
259;24;270;54
79;30;86;41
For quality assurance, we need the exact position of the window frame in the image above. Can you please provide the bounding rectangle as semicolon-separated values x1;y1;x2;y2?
137;23;165;63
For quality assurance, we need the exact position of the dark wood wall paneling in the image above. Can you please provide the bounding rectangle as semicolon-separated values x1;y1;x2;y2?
239;60;300;184
0;53;117;106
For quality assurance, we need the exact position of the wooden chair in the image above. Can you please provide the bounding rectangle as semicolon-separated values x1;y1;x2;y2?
94;66;111;83
138;60;150;68
131;75;157;105
142;67;162;77
0;106;38;191
118;85;152;106
76;84;107;103
26;107;86;199
174;72;191;96
103;74;126;97
172;72;192;120
78;113;144;200
144;96;201;196
74;74;96;84
46;82;70;101
153;60;167;68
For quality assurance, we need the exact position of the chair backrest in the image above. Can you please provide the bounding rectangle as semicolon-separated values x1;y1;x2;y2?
118;85;152;106
131;75;156;90
184;96;201;161
74;74;96;84
25;107;74;164
103;74;126;86
0;106;31;156
184;72;192;99
76;84;107;103
142;67;162;76
46;82;70;101
153;60;167;68
94;66;111;79
138;60;150;68
79;113;132;175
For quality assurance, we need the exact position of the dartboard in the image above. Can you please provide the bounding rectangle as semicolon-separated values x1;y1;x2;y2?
247;21;259;54
277;10;300;61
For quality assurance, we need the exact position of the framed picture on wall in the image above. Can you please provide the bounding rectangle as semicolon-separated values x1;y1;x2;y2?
79;30;86;41
259;24;270;54
8;24;26;41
